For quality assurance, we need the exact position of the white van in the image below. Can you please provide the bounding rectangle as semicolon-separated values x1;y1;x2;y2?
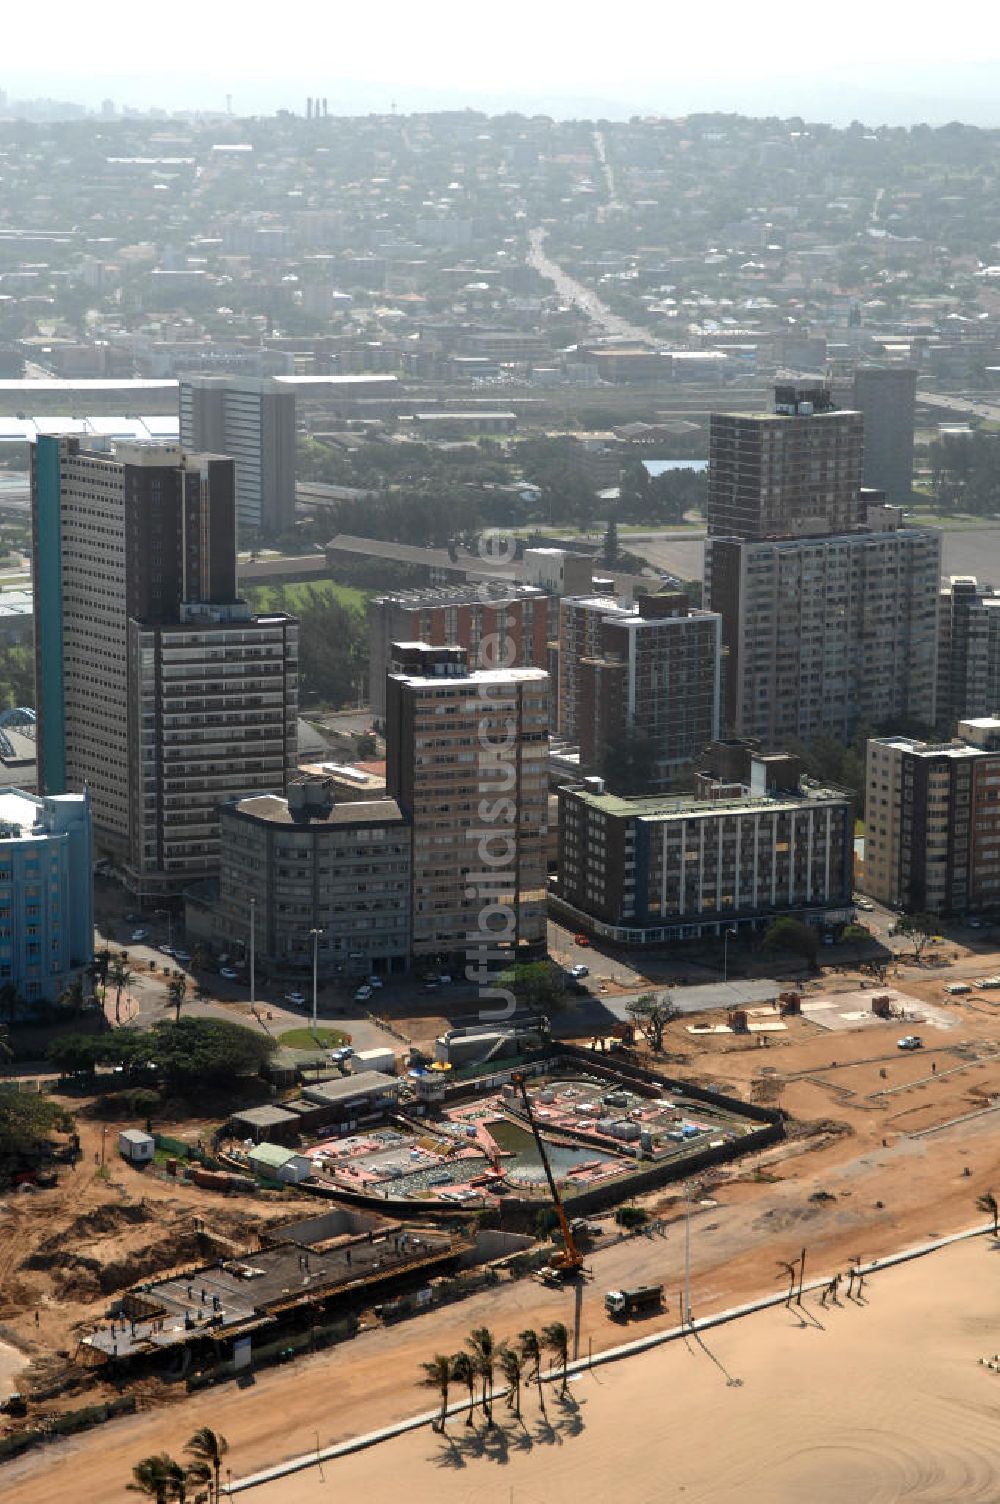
945;982;971;995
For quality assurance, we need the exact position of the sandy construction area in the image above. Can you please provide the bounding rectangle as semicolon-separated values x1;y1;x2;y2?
249;1235;1000;1504
4;969;1000;1501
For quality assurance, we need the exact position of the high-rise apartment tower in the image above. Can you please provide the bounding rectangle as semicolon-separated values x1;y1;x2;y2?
179;375;295;535
32;437;298;896
708;382;864;540
385;643;549;959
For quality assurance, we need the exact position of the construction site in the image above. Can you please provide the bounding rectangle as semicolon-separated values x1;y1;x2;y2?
4;945;1000;1494
292;1049;777;1218
79;1208;461;1375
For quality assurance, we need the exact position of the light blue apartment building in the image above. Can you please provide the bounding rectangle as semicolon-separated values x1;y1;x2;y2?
0;788;93;1005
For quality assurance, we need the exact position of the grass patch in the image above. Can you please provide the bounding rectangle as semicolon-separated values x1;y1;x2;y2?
904;509;1000;530
247;580;367;614
278;1026;348;1050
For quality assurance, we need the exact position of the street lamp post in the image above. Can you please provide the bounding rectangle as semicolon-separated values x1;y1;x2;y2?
249;898;256;1012
310;928;323;1032
723;926;738;984
683;1180;693;1326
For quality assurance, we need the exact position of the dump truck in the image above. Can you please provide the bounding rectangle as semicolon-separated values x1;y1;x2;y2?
604;1283;664;1319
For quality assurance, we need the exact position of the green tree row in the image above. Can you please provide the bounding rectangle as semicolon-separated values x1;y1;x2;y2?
49;1017;275;1091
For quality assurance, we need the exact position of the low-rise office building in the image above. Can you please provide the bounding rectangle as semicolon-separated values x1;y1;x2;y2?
206;776;411;976
554;759;853;944
0;787;93;1004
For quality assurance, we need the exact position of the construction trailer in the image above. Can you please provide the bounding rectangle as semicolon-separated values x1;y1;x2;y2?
118;1129;155;1165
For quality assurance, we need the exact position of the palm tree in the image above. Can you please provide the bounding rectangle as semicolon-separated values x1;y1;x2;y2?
163;1458;187;1504
420;1353;451;1433
109;956;134;1026
977;1190;999;1236
541;1320;570;1396
90;948;111;989
465;1326;496;1423
518;1328;546;1417
498;1345;523;1418
184;1428;229;1504
776;1258;797;1308
58;975;86;1014
167;973;188;1025
449;1350;477;1426
0;981;20;1026
128;1454;176;1503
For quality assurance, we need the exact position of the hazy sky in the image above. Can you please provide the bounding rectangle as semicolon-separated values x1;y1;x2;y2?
4;0;1000;123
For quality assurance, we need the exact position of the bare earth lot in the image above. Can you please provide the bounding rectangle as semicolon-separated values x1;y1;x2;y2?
3;940;1000;1501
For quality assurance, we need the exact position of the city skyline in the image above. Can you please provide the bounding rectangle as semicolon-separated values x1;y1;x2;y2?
2;2;1000;127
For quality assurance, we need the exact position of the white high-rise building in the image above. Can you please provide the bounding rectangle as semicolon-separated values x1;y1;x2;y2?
385;644;549;959
179;375;295;535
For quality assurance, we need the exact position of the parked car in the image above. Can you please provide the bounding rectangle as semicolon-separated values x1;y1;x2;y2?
354;984;373;1003
172;950;192;965
219;967;239;982
367;975;384;989
285;991;306;1007
130;928;149;943
329;1045;354;1065
945;982;971;995
897;1034;924;1050
855;899;875;912
574;933;591;947
569;963;589;979
438;974;452;985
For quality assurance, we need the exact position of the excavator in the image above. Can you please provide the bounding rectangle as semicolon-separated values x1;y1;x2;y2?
511;1073;586;1280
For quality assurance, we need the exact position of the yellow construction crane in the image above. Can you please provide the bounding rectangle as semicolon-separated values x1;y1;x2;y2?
511;1073;584;1277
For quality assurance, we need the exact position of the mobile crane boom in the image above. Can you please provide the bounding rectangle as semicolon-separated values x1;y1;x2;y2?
512;1073;583;1274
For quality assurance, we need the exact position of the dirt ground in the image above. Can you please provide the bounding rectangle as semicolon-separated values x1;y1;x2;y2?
2;955;1000;1500
0;1115;287;1401
247;1236;1000;1504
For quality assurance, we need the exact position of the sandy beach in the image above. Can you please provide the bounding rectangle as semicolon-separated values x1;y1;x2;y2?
247;1236;1000;1504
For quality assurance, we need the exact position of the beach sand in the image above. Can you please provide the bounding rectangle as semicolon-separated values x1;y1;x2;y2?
0;1338;27;1399
247;1236;1000;1504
